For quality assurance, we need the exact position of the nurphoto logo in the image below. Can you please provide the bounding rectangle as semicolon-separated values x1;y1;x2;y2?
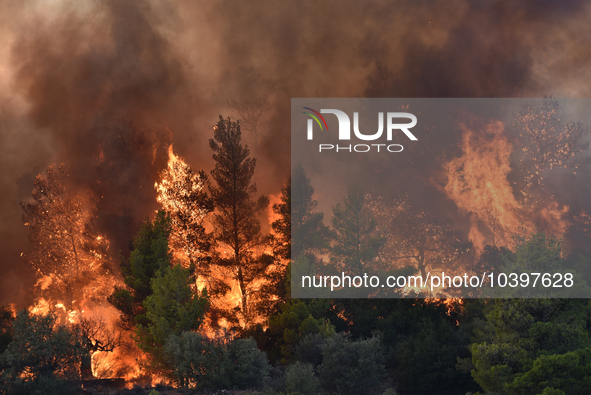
303;107;418;153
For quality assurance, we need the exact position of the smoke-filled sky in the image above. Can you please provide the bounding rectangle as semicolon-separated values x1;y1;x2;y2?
1;0;591;306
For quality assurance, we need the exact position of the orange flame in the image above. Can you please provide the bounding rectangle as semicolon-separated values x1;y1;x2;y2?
442;115;568;253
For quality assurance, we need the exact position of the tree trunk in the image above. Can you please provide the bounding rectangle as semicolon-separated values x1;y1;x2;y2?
80;353;93;379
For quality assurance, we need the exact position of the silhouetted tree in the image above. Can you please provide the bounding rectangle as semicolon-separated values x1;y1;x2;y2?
228;96;271;151
73;317;122;379
291;163;330;259
209;116;271;325
331;186;384;273
372;196;467;278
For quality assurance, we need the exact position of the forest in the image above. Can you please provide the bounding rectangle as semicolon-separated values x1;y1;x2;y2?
3;1;591;394
2;99;591;395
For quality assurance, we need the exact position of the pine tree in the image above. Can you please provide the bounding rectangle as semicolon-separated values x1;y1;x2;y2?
272;175;291;261
208;116;270;325
155;148;220;292
331;186;384;273
108;211;171;330
266;165;330;314
135;264;208;374
290;163;330;259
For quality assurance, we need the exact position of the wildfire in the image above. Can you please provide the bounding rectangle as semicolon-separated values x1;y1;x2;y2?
443;118;532;251
155;144;278;330
155;145;211;267
442;114;570;255
267;193;282;227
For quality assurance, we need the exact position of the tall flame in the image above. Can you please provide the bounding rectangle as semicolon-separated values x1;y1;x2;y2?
443;116;568;253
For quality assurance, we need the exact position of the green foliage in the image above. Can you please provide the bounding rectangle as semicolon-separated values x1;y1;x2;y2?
0;310;86;395
330;298;479;394
227;337;271;389
395;318;474;394
293;333;327;367
164;332;227;389
268;298;333;363
109;211;172;329
508;232;562;273
164;332;269;390
285;361;319;395
492;233;590;298
510;348;591;394
317;332;385;395
469;298;590;394
135;263;208;373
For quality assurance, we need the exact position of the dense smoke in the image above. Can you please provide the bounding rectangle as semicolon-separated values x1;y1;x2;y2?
1;0;591;306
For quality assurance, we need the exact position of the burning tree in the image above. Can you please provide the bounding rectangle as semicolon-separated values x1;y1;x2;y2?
21;164;109;311
208;116;271;326
513;98;589;201
73;317;122;379
155;146;216;288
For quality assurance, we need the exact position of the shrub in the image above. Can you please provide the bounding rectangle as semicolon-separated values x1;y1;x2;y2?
227;337;271;389
164;332;270;390
285;361;319;395
293;333;325;367
0;310;86;395
317;333;385;395
164;332;228;389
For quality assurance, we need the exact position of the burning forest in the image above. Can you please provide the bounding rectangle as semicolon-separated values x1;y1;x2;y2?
2;1;591;394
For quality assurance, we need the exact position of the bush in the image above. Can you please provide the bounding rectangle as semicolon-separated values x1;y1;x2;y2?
164;332;270;390
164;332;228;389
285;361;319;395
317;332;385;395
0;310;86;395
227;337;271;389
293;333;325;367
